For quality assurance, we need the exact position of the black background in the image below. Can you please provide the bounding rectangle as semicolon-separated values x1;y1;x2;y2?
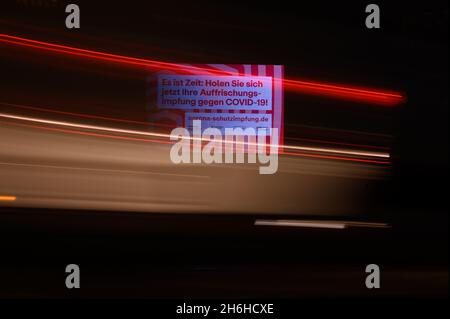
0;0;448;303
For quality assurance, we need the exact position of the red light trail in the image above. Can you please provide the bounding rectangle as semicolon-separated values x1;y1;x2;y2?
0;34;405;106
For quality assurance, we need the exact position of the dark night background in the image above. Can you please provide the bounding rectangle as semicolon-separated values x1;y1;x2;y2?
0;0;448;306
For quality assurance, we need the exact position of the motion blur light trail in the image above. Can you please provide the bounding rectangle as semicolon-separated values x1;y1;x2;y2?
0;195;16;201
0;120;387;214
0;111;390;164
254;219;391;229
0;34;405;106
0;102;392;153
283;79;404;106
0;34;223;73
1;101;392;162
0;101;174;128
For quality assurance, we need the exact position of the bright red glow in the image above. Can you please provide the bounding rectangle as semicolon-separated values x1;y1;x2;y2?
284;79;404;106
0;34;405;106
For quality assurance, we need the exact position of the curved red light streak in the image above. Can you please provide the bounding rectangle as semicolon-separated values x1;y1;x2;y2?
0;34;405;106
